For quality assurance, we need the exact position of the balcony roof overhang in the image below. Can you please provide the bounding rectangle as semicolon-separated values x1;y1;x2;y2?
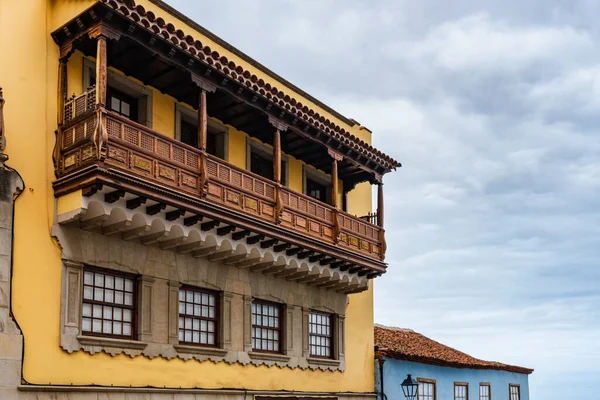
51;0;401;188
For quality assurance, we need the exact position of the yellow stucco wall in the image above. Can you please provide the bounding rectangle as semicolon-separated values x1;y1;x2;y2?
0;0;375;393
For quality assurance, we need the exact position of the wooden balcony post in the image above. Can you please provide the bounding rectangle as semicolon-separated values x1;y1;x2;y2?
273;128;281;183
377;180;384;228
375;174;386;260
190;74;216;197
331;158;338;208
95;35;107;108
327;150;343;208
268;117;288;223
57;59;68;125
198;89;207;152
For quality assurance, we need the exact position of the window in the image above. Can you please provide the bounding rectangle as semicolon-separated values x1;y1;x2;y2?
83;58;152;127
418;379;436;400
479;383;490;400
509;385;520;400
252;300;283;352
247;141;288;186
175;103;227;159
306;178;327;203
178;286;218;346
108;87;138;122
454;383;468;400
302;165;331;204
309;311;333;358
81;267;136;339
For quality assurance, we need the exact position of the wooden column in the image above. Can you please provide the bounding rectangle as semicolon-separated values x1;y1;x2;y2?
95;35;108;107
197;89;208;196
377;181;384;228
331;159;338;208
327;150;343;208
198;89;207;151
273;129;281;183
57;59;68;125
376;176;386;260
268;117;288;224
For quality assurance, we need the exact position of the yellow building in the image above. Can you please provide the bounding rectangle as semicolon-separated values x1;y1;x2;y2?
0;1;400;399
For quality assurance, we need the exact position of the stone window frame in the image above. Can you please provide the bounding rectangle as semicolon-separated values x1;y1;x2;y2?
59;248;346;371
303;306;345;369
308;310;334;359
83;57;153;128
174;103;229;160
251;299;285;354
81;266;138;340
61;260;150;356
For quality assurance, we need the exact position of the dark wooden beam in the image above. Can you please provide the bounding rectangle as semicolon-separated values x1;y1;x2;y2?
146;203;165;216
340;263;352;272
126;196;146;209
260;239;278;249
349;265;363;274
247;234;265;245
320;257;336;266
216;225;236;236
104;189;124;203
142;65;176;86
286;247;302;256
309;254;325;263
329;261;345;269
183;215;202;226
274;243;291;253
166;209;185;221
200;220;220;231
232;230;251;241
82;183;103;197
297;250;313;260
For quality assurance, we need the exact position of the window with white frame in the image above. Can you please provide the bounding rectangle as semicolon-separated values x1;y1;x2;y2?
479;383;490;400
81;267;136;339
178;286;218;346
510;384;520;400
309;311;333;358
418;379;436;400
251;300;283;352
454;383;468;400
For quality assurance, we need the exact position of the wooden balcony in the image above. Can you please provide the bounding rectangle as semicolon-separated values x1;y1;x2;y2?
54;92;386;275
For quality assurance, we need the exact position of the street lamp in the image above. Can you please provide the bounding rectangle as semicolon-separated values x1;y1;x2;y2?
401;374;418;400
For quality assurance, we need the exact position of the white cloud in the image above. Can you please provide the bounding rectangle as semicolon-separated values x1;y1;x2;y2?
392;12;594;72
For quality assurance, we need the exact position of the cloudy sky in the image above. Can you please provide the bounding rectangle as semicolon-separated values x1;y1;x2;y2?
166;1;600;398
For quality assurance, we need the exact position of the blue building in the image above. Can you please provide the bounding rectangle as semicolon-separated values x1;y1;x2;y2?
375;325;533;400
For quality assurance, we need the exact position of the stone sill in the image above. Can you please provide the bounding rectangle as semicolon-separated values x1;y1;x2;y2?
247;351;291;363
173;344;228;357
307;357;341;367
76;335;148;350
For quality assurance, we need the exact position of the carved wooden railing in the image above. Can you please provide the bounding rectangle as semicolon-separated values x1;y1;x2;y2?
56;107;384;261
64;86;96;123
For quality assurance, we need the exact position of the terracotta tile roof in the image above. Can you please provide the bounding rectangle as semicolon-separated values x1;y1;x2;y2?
100;0;402;172
374;325;533;375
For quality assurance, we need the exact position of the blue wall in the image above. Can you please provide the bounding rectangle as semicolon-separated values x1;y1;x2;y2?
376;358;530;400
